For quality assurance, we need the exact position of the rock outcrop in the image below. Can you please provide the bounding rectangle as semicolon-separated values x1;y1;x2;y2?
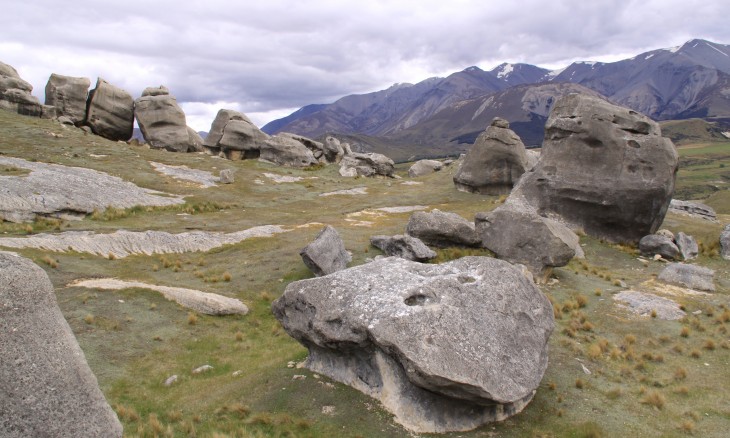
44;73;90;125
300;225;351;276
613;290;685;320
0;156;183;223
134;86;202;152
370;234;437;262
669;199;717;222
261;135;318;167
0;61;42;116
278;133;329;162
475;195;578;281
406;210;480;248
657;263;715;292
515;94;678;243
408;159;443;178
272;256;554;433
323;136;346;162
85;78;134;141
639;234;681;260
339;152;395;177
453;117;529;194
722;224;730;260
0;251;123;437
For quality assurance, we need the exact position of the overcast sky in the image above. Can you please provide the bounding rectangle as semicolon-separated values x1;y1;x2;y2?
2;1;729;131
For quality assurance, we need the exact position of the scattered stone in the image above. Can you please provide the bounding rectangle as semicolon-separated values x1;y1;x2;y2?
232;370;243;377
675;232;698;260
0;61;42;117
0;225;288;258
57;115;74;125
287;361;296;368
164;375;178;386
408;159;443;177
580;363;592;375
44;73;90;125
0;251;123;437
406;209;480;248
85;78;134;141
150;161;218;187
401;181;423;186
319;187;367;197
264;172;303;183
639;234;681;260
218;169;235;184
369;234;437;262
299;225;351;276
321;406;336;416
292;375;306;381
134;86;201;152
515;94;678;243
192;365;213;374
475;196;578;281
453;117;529;194
272;256;554;433
657;263;715;292
613;290;686;320
669;199;717;222
339;152;395;177
721;224;730;260
0;156;183;222
71;278;249;315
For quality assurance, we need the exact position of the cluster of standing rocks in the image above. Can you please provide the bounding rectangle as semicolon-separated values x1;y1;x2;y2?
3;58;729;435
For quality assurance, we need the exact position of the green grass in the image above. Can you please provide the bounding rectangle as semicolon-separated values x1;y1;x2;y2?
1;109;729;437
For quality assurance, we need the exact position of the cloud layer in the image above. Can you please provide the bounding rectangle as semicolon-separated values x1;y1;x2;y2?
2;1;729;130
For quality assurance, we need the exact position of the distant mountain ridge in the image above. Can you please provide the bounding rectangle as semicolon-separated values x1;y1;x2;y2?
262;39;730;160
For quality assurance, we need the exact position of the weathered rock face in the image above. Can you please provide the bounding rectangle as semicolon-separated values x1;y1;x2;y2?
517;94;678;243
44;73;90;124
0;251;123;437
272;256;554;433
406;210;480;248
0;61;42;116
657;263;715;292
722;224;730;260
669;199;717;222
261;135;318;167
85;78;134;141
278;132;328;162
217;119;270;158
134;86;200;152
339;152;395;177
639;234;681;260
300;225;351;276
203;109;249;150
324;136;346;162
675;232;698;261
370;234;437;262
475;196;578;282
408;159;443;178
453;118;529;194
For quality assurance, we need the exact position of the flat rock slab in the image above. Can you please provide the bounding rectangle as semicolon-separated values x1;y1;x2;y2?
613;290;686;320
71;278;248;315
0;251;123;437
272;256;554;433
0;156;183;222
150;162;218;188
657;263;715;292
0;225;287;258
319;187;368;197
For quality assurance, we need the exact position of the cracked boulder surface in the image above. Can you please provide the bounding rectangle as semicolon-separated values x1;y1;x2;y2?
272;256;554;433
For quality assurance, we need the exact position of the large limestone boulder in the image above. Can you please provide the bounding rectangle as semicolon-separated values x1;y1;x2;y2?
261;135;318;167
278;132;328;162
722;224;730;260
134;86;200;152
0;251;123;437
44;73;90;124
657;263;715;292
406;209;480;247
339;152;395;177
516;94;678;243
475;195;578;282
300;225;351;276
85;78;134;141
272;256;554;433
203;109;250;151
453;117;529;194
370;234;437;262
323;136;346;162
408;159;443;178
0;61;42;116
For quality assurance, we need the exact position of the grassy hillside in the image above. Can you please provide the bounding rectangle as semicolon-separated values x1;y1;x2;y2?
1;110;729;437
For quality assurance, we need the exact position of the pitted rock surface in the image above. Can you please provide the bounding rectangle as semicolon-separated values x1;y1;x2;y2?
0;251;123;437
272;256;554;433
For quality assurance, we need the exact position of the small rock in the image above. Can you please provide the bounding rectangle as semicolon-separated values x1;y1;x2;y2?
219;169;235;184
321;406;336;416
164;375;178;386
299;225;351;276
192;365;213;374
232;370;243;377
655;229;675;240
369;234;437;262
292;375;306;380
675;232;698;260
287;361;296;368
639;234;681;260
408;159;443;178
